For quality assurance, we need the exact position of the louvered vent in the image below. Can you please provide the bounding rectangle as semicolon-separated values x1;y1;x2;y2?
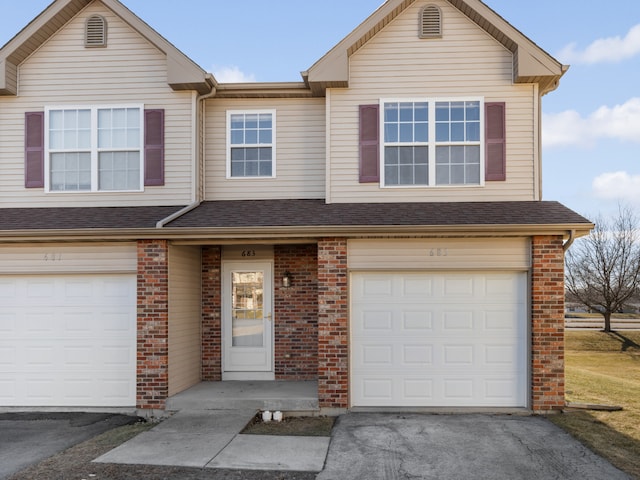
85;15;107;47
419;5;442;39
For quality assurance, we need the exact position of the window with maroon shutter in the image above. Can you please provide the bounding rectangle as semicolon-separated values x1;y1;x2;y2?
144;109;165;186
485;102;506;181
359;104;380;183
25;112;45;188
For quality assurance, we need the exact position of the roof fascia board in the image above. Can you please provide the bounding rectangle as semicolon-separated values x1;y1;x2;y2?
0;223;593;242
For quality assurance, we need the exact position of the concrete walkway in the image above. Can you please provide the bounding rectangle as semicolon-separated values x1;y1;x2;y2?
94;409;330;472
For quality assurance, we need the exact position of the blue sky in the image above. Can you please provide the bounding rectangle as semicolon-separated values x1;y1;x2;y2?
1;0;639;219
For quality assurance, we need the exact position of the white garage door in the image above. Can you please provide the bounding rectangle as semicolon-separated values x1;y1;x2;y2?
0;274;136;407
351;272;527;407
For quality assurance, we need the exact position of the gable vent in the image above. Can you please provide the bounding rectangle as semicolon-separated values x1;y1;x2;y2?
85;15;107;47
419;5;442;39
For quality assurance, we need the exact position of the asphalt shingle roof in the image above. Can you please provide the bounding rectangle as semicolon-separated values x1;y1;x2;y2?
0;200;591;233
165;200;591;229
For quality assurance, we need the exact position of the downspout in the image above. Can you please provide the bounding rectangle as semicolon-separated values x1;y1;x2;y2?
156;75;217;229
563;229;576;253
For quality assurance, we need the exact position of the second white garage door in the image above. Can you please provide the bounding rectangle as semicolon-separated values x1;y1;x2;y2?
0;274;137;407
351;271;527;407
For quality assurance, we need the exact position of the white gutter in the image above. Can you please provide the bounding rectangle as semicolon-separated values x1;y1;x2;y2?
156;75;217;229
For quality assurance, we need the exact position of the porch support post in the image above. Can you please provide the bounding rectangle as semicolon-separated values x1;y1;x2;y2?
531;235;565;413
317;237;349;408
202;246;222;381
136;239;169;411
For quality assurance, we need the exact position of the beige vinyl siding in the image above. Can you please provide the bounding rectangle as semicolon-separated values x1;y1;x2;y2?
328;0;538;203
204;97;326;200
168;245;201;396
0;3;194;207
348;238;531;270
0;242;136;274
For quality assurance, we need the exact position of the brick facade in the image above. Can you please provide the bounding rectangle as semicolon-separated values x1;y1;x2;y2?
136;240;169;410
317;238;349;408
201;246;222;381
274;245;318;380
531;235;565;412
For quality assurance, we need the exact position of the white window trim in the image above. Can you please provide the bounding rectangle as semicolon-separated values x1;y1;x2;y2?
226;109;277;179
44;104;145;193
379;97;485;188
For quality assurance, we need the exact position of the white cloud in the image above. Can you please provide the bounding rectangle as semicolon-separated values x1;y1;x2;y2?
212;65;256;83
557;24;640;64
542;97;640;148
593;171;640;203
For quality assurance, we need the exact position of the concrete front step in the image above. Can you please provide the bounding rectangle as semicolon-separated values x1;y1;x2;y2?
166;381;319;412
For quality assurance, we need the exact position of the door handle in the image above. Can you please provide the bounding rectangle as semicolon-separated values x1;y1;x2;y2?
266;313;272;322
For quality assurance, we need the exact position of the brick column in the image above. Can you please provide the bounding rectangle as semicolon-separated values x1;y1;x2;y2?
317;238;349;408
531;235;565;412
274;244;318;380
202;246;222;381
137;240;169;410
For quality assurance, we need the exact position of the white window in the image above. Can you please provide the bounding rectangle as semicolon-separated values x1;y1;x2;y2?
227;110;276;178
381;98;483;187
45;106;143;192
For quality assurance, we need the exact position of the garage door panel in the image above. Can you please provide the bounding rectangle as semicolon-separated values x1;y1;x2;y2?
0;274;136;407
351;271;527;407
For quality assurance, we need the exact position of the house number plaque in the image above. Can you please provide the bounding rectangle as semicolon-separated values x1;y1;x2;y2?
43;253;63;261
428;248;448;257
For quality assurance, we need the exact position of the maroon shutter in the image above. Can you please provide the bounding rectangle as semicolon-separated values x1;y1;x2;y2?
25;112;45;188
144;109;165;186
485;102;506;181
359;104;380;183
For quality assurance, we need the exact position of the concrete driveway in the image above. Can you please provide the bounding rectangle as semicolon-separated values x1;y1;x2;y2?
0;412;138;479
317;413;631;480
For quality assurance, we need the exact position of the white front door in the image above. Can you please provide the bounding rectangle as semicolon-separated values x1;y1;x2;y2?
222;261;274;379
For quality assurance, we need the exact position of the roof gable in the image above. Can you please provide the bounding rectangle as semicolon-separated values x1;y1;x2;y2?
303;0;567;96
0;0;214;96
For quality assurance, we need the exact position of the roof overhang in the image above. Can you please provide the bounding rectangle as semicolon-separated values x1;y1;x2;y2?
303;0;567;96
0;0;215;96
0;223;592;244
0;200;593;243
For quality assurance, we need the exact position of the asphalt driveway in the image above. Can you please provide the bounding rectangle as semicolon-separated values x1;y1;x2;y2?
0;412;138;479
317;413;631;480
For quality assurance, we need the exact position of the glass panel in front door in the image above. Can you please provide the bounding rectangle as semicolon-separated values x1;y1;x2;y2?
231;271;264;347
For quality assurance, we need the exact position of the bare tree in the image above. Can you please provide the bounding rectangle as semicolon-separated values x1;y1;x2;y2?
565;205;640;332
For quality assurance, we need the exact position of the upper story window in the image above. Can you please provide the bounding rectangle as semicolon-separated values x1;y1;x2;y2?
85;15;107;47
419;5;442;39
381;98;483;187
45;105;143;192
227;110;276;178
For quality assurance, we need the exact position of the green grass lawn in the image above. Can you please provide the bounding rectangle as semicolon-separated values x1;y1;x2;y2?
549;331;640;478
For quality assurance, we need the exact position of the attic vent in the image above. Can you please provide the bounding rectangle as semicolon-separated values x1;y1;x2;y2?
85;15;107;47
419;5;442;39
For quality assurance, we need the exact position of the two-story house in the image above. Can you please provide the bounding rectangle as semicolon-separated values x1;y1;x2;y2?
0;0;592;415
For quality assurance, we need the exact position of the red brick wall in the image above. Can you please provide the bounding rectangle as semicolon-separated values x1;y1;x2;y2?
531;235;565;412
202;246;222;381
274;245;318;380
317;238;349;408
136;240;169;410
